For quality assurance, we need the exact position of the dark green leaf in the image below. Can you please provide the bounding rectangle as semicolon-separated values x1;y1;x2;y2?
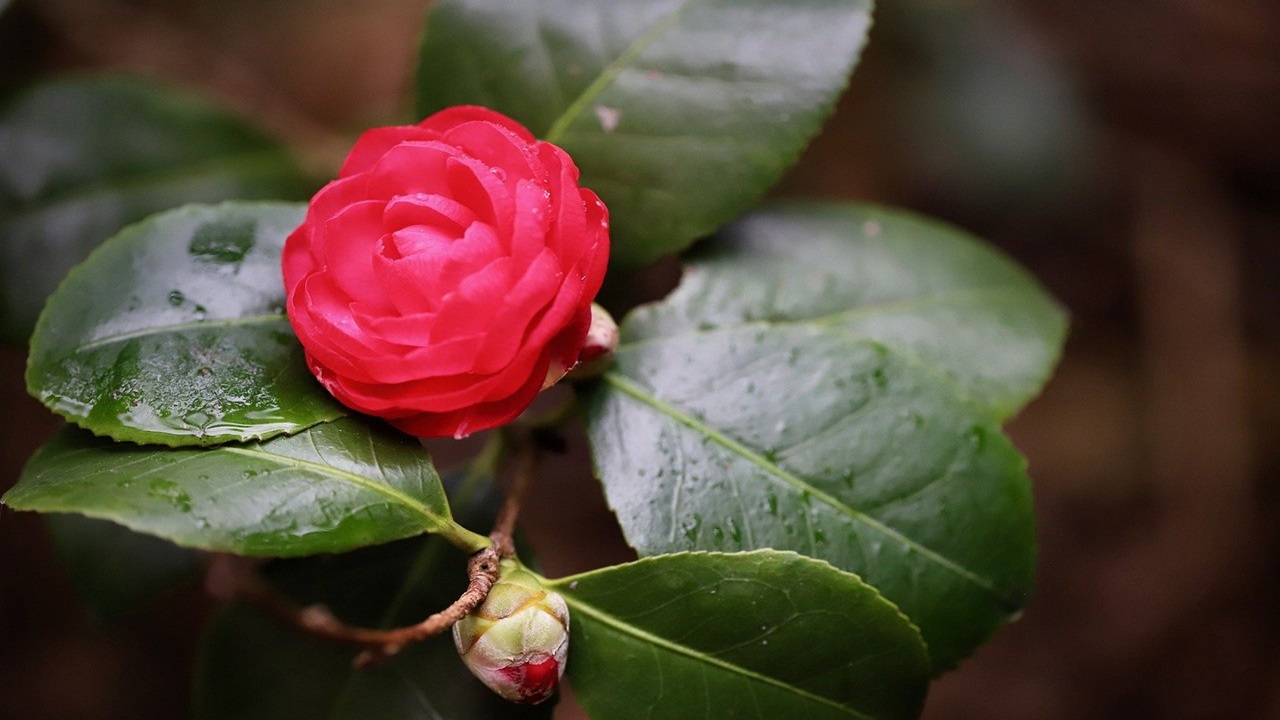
416;0;873;266
4;417;488;556
26;201;345;446
45;513;204;623
196;471;553;720
0;76;314;342
627;203;1067;419
551;551;929;720
584;204;1061;670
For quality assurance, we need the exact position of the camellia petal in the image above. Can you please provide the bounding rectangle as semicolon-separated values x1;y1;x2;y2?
283;107;609;437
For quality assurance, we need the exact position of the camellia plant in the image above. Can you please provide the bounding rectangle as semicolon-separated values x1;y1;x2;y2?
1;1;1067;718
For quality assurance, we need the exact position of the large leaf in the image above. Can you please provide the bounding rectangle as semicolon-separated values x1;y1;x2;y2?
45;513;204;623
584;204;1062;670
416;0;873;267
26;201;345;446
626;203;1067;419
196;471;553;720
0;76;313;342
552;551;929;720
4;417;488;556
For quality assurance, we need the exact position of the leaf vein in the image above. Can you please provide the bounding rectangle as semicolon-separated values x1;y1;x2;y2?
562;594;873;720
76;314;289;352
543;0;702;143
602;371;1011;605
218;445;445;531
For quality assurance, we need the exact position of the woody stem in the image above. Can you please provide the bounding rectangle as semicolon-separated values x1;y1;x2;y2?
205;426;551;666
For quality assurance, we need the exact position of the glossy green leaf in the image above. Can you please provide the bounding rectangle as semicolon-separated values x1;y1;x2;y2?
585;204;1062;670
0;76;314;342
416;0;873;267
4;417;488;557
26;201;345;446
551;551;929;720
45;513;204;623
196;472;553;720
627;203;1067;419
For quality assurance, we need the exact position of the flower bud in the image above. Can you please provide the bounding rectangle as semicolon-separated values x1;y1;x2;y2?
453;561;569;704
565;303;619;381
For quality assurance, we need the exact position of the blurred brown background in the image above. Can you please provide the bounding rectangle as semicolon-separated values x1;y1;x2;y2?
2;0;1278;718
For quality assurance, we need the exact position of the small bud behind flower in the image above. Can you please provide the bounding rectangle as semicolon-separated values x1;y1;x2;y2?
453;561;569;704
566;303;620;381
546;302;619;387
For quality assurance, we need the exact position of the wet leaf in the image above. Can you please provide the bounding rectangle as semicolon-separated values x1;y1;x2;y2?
4;417;486;556
25;201;345;446
553;551;929;720
626;203;1067;419
585;203;1065;670
417;0;873;266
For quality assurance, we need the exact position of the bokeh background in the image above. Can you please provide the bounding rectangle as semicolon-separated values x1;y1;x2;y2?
2;0;1278;718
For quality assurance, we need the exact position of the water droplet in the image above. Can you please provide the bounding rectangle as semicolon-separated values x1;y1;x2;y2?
189;217;256;264
489;167;507;182
147;478;192;513
168;290;185;306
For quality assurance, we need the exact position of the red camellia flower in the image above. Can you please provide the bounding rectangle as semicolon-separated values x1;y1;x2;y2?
283;107;609;438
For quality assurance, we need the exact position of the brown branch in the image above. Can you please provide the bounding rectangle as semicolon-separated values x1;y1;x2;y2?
206;545;501;667
203;426;555;666
488;434;540;559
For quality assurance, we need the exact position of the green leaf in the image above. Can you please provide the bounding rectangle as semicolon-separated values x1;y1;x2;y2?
627;203;1067;419
26;201;345;446
416;0;873;267
0;76;314;342
196;472;553;720
584;204;1062;671
4;416;488;556
550;551;929;720
45;513;204;623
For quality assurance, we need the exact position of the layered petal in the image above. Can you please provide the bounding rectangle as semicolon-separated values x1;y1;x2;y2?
282;107;610;438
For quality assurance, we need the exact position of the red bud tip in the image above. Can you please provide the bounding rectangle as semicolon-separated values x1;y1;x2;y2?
499;656;561;704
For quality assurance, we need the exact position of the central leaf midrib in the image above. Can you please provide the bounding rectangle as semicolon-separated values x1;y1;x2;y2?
602;372;1011;605
73;313;290;352
559;592;874;720
542;0;702;143
218;445;448;532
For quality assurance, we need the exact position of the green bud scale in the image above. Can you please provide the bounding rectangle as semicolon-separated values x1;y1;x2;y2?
453;560;569;704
